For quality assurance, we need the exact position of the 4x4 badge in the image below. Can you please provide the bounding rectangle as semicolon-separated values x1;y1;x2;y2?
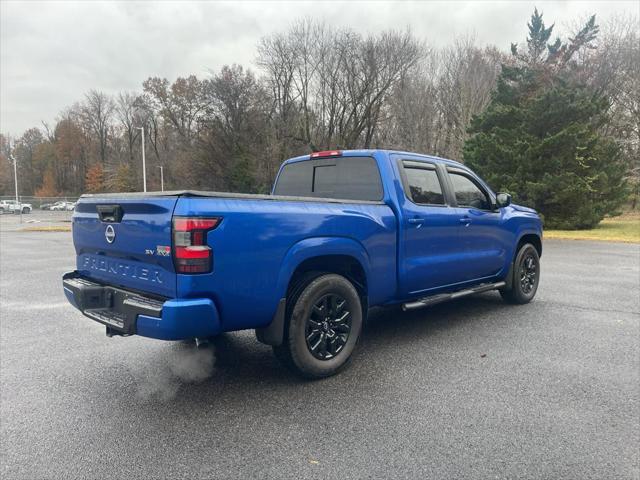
105;225;116;244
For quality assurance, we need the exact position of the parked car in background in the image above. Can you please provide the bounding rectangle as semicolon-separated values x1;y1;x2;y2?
63;149;543;378
45;201;67;211
50;201;76;211
0;200;32;214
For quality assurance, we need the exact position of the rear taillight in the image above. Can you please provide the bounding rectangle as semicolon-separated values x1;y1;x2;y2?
172;217;221;274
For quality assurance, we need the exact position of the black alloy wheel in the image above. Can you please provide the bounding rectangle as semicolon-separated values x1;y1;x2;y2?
519;252;537;295
500;243;540;304
273;273;363;379
305;293;352;360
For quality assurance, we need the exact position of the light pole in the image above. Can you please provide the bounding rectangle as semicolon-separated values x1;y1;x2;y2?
9;149;21;222
156;165;164;191
10;154;18;204
136;127;147;192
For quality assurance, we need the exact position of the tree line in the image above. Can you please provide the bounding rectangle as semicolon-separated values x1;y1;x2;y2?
0;11;637;227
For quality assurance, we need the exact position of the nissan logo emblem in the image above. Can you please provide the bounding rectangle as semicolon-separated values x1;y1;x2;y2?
105;225;116;244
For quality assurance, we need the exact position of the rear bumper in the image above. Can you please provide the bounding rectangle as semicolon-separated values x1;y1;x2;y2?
62;271;220;340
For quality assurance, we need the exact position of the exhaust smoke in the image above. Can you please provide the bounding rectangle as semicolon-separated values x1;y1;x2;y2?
134;344;216;402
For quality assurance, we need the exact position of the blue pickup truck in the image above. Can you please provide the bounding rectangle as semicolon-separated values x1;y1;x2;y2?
63;149;542;378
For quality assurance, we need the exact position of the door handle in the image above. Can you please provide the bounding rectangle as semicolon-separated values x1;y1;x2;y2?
459;217;471;225
408;217;424;225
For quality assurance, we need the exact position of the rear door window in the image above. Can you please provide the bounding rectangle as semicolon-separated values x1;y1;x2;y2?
274;156;383;201
402;163;445;205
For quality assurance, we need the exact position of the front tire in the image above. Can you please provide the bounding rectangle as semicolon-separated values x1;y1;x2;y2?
500;243;540;304
22;207;30;214
273;274;362;379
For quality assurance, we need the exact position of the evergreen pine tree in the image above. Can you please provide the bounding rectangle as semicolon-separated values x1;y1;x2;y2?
465;10;628;229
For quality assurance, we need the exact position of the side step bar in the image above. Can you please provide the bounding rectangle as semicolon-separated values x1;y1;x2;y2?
402;281;506;311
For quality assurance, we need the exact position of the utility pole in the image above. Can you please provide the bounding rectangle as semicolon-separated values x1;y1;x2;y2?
11;155;18;204
8;139;21;222
157;165;164;191
136;127;147;192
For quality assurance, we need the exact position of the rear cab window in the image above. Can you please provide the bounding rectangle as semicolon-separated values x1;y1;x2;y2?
273;156;383;201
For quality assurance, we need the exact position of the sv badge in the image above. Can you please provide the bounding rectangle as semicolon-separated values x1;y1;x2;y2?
145;246;170;256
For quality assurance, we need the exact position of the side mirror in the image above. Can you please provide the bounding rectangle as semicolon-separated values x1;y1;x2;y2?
495;193;512;208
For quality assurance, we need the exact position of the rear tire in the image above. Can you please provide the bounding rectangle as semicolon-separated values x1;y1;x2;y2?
273;274;362;379
500;243;540;304
22;207;30;214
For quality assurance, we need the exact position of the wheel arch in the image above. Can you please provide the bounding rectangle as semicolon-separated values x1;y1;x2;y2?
277;237;371;299
286;254;368;300
257;237;371;346
503;231;542;291
516;232;542;257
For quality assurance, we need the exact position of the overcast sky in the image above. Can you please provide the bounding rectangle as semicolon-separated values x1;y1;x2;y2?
1;0;637;136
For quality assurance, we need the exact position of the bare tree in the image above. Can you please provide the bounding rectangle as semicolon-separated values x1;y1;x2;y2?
81;90;114;165
257;28;301;164
381;53;440;152
434;38;502;159
115;91;143;163
597;16;640;207
258;21;424;151
142;76;210;143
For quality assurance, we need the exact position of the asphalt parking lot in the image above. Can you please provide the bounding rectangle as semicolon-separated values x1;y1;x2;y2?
1;214;639;479
0;209;73;231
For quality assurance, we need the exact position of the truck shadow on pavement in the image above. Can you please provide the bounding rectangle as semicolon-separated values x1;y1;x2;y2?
127;292;513;405
79;291;518;416
212;291;509;376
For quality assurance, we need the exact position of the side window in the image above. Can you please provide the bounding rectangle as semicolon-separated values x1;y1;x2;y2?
403;165;445;205
449;172;491;210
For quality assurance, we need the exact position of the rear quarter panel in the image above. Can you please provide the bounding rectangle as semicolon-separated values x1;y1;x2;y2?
174;197;397;331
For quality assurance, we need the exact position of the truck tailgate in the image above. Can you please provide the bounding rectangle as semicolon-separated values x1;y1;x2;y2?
73;196;178;298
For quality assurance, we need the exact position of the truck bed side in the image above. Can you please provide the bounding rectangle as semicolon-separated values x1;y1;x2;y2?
173;196;397;332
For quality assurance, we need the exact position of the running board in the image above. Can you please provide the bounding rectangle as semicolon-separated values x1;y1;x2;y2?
402;281;506;311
